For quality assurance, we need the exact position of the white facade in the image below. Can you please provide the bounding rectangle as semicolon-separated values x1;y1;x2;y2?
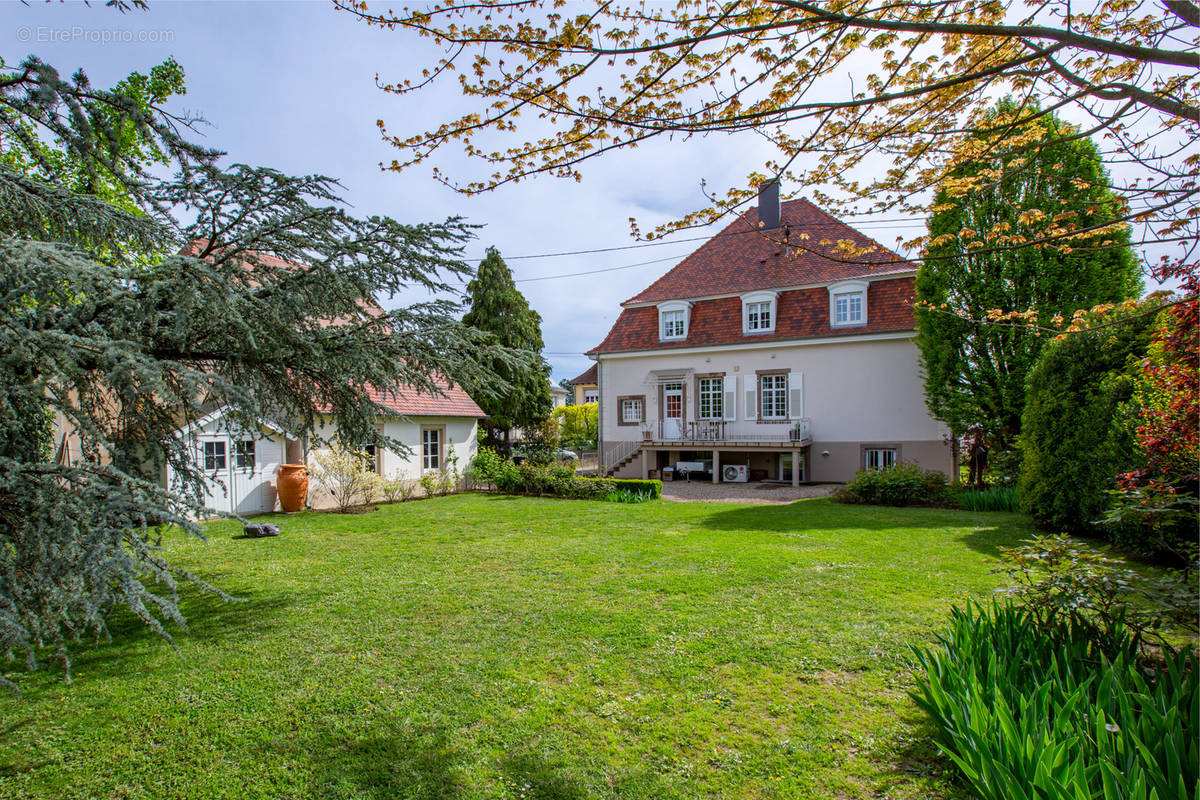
307;415;479;478
597;332;952;482
373;416;480;478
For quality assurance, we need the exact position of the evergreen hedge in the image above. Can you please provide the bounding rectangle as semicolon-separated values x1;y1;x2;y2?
468;448;660;501
1018;315;1153;534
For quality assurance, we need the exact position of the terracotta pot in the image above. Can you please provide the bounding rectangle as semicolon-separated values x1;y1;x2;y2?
277;464;309;512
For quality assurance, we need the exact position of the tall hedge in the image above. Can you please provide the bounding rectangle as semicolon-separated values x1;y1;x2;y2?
1018;313;1154;533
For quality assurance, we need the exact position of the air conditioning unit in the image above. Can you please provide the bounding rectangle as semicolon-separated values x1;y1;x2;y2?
722;464;749;483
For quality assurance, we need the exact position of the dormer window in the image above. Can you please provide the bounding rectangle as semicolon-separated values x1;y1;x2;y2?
657;301;691;341
828;280;868;328
741;291;778;334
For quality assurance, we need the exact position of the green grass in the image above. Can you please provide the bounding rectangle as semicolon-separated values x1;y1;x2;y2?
0;495;1038;800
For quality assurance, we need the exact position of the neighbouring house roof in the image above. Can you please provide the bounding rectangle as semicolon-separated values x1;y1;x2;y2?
361;379;484;418
569;363;598;385
623;198;911;306
589;278;916;355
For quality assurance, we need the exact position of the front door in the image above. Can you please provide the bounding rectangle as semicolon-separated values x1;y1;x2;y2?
662;383;684;439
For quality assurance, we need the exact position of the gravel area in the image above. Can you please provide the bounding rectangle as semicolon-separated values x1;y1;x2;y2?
661;480;838;504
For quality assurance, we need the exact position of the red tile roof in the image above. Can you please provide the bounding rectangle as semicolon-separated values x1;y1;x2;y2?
589;277;917;355
363;379;484;418
569;363;598;385
624;198;911;305
184;240;479;417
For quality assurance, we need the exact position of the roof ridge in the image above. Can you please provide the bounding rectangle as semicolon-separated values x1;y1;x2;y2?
619;196;910;306
788;197;907;262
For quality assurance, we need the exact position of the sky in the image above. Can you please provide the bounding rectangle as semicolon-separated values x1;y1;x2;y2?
8;0;810;383
4;1;1173;383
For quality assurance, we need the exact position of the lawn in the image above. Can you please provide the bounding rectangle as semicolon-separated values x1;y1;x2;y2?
0;495;1038;800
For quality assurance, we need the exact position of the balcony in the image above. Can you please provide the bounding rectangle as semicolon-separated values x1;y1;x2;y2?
640;418;811;447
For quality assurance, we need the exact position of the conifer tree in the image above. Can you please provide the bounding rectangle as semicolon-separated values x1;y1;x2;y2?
461;247;552;440
0;56;523;680
915;103;1142;455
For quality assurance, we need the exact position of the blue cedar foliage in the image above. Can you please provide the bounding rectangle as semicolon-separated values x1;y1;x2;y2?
0;57;525;680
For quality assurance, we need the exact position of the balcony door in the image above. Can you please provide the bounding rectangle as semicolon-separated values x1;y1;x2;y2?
662;382;684;439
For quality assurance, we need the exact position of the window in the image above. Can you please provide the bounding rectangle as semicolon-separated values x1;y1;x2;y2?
834;292;863;325
759;374;788;419
421;429;441;471
203;440;226;471
864;448;897;470
828;280;868;327
235;440;255;470
617;395;645;426
746;301;772;331
697;377;723;419
583;389;599;404
742;291;778;334
363;444;381;473
660;309;685;339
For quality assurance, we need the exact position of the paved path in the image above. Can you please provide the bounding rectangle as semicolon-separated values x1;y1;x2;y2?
661;480;837;504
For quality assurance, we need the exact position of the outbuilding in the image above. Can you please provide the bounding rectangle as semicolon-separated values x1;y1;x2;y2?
168;407;289;516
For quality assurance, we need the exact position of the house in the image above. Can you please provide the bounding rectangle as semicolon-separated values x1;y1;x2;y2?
549;380;569;409
171;377;484;515
325;379;484;481
586;183;953;484
164;243;484;513
567;364;599;405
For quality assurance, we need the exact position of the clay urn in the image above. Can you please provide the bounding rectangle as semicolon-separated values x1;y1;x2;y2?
277;464;309;512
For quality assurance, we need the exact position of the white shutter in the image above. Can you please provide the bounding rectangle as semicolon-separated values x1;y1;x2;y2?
745;379;757;422
723;375;737;421
789;371;804;419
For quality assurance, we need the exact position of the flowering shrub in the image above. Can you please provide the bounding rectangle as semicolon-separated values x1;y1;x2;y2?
308;443;382;512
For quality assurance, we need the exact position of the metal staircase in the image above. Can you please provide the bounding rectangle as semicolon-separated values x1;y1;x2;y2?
601;440;643;477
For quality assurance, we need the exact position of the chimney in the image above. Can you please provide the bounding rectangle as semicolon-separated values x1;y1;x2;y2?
758;180;780;229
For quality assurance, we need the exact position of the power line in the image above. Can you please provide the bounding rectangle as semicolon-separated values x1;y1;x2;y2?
472;197;1169;264
471;216;927;263
515;253;686;283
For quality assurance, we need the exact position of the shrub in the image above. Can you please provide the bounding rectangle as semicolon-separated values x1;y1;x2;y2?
912;601;1198;800
473;456;626;500
995;534;1197;647
308;443;382;512
380;475;418;503
466;446;503;487
834;462;951;506
958;485;1019;512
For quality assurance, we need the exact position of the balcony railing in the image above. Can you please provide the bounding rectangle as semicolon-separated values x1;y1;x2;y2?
642;417;811;444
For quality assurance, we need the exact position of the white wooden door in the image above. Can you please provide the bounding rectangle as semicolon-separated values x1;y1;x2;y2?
198;436;233;514
197;435;282;515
